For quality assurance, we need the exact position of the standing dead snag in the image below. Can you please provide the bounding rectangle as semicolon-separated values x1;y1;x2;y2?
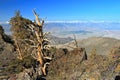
27;10;52;76
73;34;78;48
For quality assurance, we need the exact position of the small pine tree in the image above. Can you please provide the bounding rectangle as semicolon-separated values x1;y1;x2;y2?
10;10;34;39
10;10;36;59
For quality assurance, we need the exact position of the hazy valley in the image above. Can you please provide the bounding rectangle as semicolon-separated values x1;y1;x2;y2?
2;21;120;39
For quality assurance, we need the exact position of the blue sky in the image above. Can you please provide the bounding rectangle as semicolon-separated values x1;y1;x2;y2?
1;0;120;23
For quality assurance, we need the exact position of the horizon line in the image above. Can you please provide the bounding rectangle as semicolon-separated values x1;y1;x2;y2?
45;20;120;23
1;20;120;25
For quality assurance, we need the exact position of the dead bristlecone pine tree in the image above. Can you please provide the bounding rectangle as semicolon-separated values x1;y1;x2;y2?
27;10;52;76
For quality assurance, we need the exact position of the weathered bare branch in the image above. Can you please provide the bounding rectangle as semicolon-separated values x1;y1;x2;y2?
43;45;50;50
14;40;23;60
24;39;35;43
32;10;42;27
43;32;50;36
27;24;35;31
44;57;52;60
42;62;50;75
73;34;79;48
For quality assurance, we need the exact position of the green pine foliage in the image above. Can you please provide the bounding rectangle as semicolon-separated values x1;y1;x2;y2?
10;10;34;39
9;11;36;58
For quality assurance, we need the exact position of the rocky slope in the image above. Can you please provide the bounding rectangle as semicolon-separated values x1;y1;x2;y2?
0;31;15;79
45;37;120;80
46;46;120;80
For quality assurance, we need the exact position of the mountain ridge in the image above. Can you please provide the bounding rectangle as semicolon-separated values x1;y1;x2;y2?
57;37;120;55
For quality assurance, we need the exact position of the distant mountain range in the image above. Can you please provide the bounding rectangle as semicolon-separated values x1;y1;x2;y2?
1;21;120;39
